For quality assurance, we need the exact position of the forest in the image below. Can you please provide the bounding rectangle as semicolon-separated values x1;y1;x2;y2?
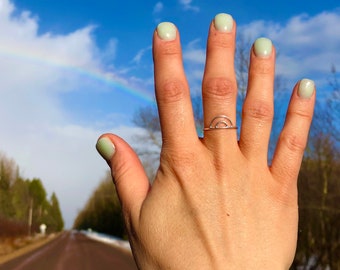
0;152;64;237
73;172;125;239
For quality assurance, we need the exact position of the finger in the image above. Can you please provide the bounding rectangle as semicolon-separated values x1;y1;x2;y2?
202;13;238;145
239;38;275;162
96;134;150;227
271;79;315;184
153;22;197;148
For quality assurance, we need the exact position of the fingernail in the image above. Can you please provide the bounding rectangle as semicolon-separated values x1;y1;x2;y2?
254;37;272;58
298;79;315;99
214;13;233;32
157;22;176;41
96;137;116;162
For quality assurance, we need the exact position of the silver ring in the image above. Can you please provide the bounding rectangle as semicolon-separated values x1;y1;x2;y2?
203;115;237;131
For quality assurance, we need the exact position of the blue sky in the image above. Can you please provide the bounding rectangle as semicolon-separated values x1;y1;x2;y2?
1;0;339;228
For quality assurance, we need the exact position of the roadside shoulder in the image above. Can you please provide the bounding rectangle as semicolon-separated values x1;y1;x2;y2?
0;233;60;265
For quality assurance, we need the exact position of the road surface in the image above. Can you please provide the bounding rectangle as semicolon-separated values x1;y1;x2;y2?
0;231;138;270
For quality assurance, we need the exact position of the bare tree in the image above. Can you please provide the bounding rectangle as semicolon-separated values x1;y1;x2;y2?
132;105;161;181
292;65;340;269
132;34;288;179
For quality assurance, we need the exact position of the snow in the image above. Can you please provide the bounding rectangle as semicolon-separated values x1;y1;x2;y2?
81;230;131;252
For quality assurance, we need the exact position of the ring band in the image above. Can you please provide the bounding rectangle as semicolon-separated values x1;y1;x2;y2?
204;115;237;131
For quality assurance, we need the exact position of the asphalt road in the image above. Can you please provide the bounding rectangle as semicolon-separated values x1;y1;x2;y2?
0;231;138;270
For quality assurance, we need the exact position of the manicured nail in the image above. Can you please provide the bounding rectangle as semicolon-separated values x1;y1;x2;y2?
298;79;315;99
214;13;233;32
96;137;115;162
254;37;272;58
157;22;176;41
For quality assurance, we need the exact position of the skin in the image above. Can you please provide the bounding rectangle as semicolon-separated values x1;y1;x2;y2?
98;18;315;269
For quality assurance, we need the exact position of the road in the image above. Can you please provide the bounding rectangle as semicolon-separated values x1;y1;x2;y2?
0;231;138;270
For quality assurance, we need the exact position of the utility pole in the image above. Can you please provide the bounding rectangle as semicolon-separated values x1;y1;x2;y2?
28;198;33;236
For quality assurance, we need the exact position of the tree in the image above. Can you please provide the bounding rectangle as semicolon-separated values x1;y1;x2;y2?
0;153;18;219
0;152;64;236
41;192;64;233
292;66;340;269
132;105;161;181
73;172;126;239
28;178;47;225
10;177;30;222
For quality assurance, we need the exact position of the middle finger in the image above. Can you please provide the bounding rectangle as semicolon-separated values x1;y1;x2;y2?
202;13;238;148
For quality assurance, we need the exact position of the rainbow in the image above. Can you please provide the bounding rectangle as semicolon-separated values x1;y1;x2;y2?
0;45;155;103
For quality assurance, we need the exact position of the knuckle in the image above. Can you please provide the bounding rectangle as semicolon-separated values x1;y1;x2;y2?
288;109;313;123
209;32;234;49
281;132;307;153
251;60;273;75
159;42;181;56
243;101;273;121
203;77;236;100
158;80;186;103
160;148;198;179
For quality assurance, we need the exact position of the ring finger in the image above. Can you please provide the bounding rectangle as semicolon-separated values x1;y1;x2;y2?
239;38;276;163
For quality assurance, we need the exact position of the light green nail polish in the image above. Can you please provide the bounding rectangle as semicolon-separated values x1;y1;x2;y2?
214;13;233;32
157;22;176;41
298;79;315;99
254;37;272;58
96;137;116;161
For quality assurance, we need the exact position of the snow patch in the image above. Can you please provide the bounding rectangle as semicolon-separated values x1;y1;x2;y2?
81;230;131;251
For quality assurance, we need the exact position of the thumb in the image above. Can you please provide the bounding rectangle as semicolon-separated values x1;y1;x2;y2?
96;134;150;223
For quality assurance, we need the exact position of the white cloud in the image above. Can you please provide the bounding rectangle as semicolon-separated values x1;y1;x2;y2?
178;0;200;12
237;11;340;87
181;10;340;93
183;38;205;64
132;45;152;64
176;10;340;102
182;38;205;92
0;0;146;228
153;2;163;14
101;38;118;62
153;2;164;23
11;123;145;229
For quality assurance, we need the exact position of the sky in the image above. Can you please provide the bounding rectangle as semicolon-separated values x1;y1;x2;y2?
0;0;339;228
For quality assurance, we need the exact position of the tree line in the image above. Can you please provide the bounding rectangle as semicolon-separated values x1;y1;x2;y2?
73;172;126;239
291;66;340;269
0;152;64;237
73;40;339;268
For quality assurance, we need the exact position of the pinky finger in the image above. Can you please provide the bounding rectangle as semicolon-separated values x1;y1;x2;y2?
271;79;316;184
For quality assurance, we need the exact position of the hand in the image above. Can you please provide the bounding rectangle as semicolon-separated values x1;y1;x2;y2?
96;13;315;269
